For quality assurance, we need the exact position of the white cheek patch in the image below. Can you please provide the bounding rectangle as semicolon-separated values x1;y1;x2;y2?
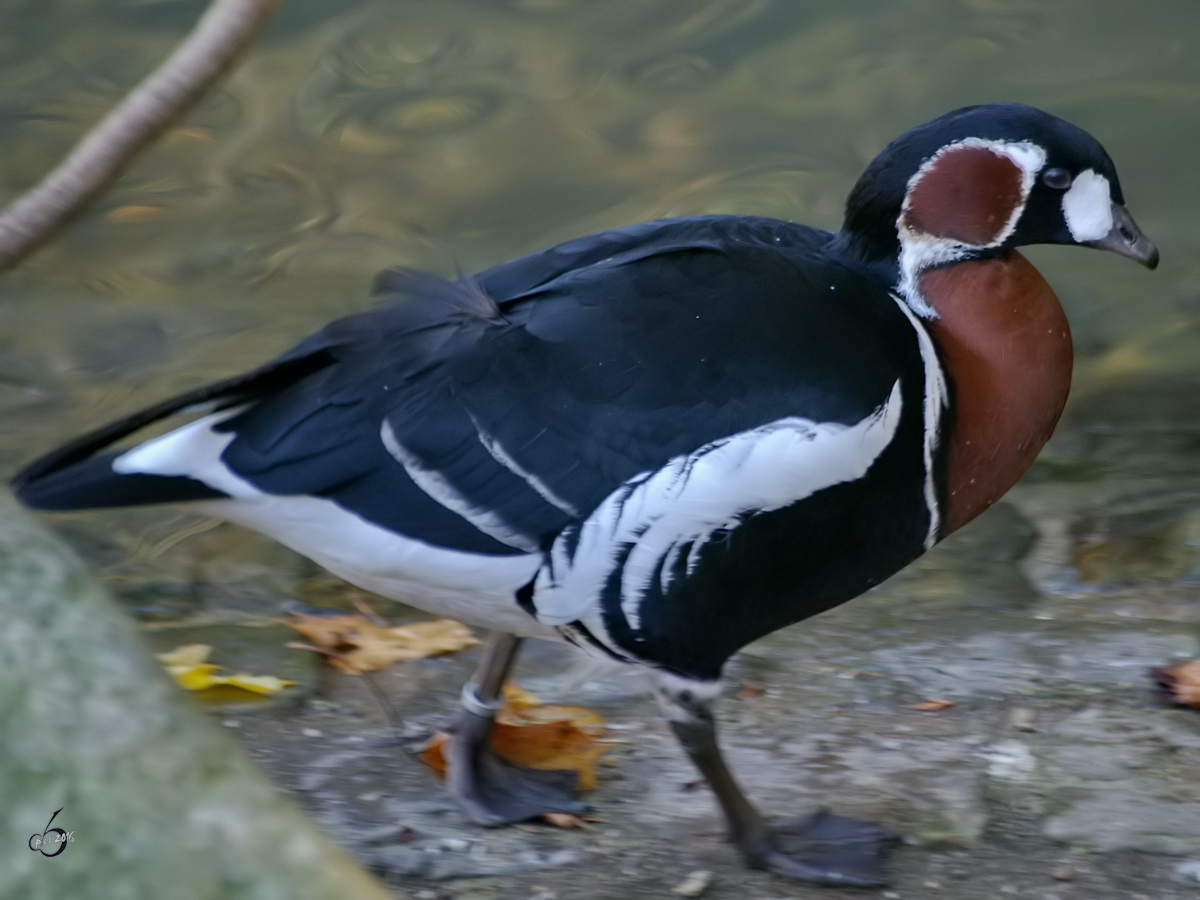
1061;169;1113;242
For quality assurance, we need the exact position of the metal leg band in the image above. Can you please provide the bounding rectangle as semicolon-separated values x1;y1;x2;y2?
460;681;504;719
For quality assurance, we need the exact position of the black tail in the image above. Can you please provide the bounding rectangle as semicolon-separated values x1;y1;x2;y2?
11;347;337;512
15;451;228;510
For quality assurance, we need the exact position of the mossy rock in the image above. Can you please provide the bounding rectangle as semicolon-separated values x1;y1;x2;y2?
0;493;391;900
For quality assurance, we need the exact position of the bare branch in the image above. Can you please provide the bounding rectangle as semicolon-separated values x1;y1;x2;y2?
0;0;286;273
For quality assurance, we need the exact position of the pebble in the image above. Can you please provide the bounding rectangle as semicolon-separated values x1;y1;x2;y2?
882;892;901;899
1009;707;1037;732
301;727;323;738
671;870;713;897
1050;865;1075;881
222;719;241;728
980;740;1036;781
1174;860;1200;883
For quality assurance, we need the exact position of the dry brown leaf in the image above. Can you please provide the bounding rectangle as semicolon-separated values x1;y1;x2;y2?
907;698;956;712
1151;660;1200;708
345;589;389;625
422;683;608;791
282;613;478;674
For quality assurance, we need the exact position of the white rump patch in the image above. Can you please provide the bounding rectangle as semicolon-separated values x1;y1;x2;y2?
113;408;249;492
115;411;547;634
896;138;1046;317
381;420;540;553
532;382;905;645
1061;169;1113;242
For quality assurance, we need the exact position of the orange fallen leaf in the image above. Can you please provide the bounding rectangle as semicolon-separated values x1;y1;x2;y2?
735;679;763;699
105;204;166;223
1151;660;1200;708
282;613;478;674
155;643;296;696
907;698;956;712
422;684;608;791
541;812;590;829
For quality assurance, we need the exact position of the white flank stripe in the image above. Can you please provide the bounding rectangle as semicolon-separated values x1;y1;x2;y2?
533;382;904;636
467;412;582;517
114;412;547;635
1061;169;1113;242
380;420;540;553
890;294;949;548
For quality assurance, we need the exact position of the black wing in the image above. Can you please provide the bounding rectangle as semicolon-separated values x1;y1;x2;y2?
14;216;917;559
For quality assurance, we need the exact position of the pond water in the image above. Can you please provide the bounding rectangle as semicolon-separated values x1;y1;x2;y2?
0;0;1197;612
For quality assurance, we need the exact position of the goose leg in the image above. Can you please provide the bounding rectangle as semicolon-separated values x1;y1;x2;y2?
659;682;898;887
444;632;587;825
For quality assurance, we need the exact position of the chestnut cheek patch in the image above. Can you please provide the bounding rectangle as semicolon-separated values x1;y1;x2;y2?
903;145;1025;246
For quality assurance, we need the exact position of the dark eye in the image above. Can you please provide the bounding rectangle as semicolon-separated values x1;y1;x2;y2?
1041;167;1073;190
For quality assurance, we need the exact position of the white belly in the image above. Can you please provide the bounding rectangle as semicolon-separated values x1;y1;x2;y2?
110;413;556;636
202;494;555;636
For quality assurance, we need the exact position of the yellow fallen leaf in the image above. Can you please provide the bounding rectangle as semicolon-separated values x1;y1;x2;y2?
167;662;224;691
158;644;296;696
155;643;213;667
422;683;608;791
282;613;478;674
219;673;296;695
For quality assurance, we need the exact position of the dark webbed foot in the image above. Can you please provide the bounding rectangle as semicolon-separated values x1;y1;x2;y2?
739;809;899;887
659;676;900;887
445;706;587;826
441;633;586;826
